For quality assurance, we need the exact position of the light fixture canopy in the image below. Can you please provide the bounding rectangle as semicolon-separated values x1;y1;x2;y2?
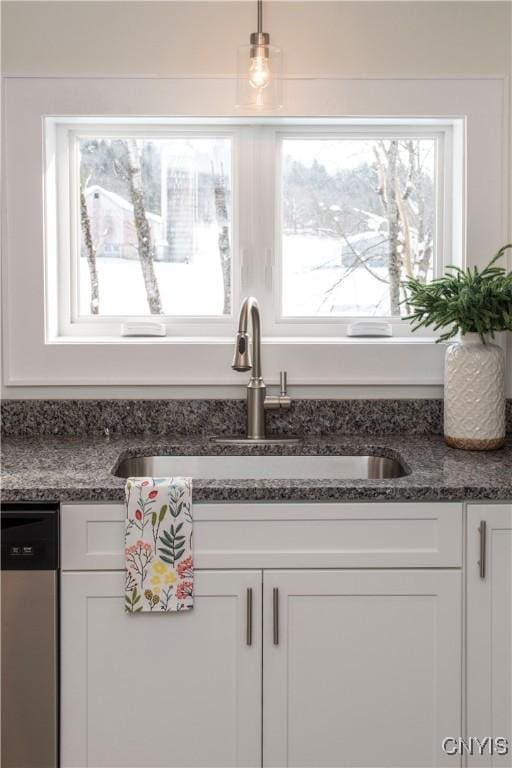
236;0;283;110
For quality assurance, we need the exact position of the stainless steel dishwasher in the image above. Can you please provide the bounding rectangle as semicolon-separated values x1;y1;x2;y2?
1;503;59;768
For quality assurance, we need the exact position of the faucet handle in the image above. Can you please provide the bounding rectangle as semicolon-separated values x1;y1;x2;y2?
280;371;288;398
264;371;291;411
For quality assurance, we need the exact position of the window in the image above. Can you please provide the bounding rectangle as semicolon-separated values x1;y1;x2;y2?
78;136;233;318
47;118;458;340
9;77;501;387
280;136;437;318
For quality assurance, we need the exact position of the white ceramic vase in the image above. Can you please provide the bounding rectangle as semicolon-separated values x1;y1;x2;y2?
444;333;505;450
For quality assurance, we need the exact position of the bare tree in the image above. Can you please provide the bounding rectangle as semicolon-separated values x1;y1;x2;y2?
313;139;435;315
211;163;231;315
404;140;433;283
379;139;434;311
125;140;163;314
374;140;401;315
109;139;163;315
79;181;100;315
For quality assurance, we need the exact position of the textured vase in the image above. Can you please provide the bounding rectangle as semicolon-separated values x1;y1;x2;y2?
444;333;505;450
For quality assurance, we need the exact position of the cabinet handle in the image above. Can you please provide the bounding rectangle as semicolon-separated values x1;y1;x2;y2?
246;588;253;646
273;587;279;645
479;520;487;579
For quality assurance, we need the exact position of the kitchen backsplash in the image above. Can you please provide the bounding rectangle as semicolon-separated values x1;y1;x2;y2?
3;398;511;438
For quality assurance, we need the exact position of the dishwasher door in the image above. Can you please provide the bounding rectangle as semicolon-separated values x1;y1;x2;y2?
1;504;59;768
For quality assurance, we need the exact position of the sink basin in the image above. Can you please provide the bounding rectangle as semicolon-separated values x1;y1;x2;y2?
114;454;407;480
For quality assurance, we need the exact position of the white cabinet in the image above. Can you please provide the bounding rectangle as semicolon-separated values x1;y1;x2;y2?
61;570;262;768
60;502;463;570
263;569;462;768
467;504;512;767
61;501;464;768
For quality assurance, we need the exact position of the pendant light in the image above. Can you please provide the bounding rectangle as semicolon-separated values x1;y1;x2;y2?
236;0;283;110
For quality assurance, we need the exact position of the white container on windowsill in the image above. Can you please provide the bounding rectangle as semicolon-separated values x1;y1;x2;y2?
444;332;506;450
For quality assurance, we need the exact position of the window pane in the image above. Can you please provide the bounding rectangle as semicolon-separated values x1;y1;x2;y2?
281;137;436;317
78;137;232;317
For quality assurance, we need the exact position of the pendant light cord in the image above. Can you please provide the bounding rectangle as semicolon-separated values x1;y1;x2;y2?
257;0;263;34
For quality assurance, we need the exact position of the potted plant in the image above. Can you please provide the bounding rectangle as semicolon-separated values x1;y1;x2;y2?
403;244;512;450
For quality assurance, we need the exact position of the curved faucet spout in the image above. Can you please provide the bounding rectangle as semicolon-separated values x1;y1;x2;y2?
232;296;262;380
231;296;290;440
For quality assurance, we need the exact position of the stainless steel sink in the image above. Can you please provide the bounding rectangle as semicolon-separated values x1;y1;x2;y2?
114;454;407;480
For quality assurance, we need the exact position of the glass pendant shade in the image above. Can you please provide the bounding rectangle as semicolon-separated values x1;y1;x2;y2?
236;34;283;110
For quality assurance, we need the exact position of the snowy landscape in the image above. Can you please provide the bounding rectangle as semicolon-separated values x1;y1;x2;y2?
78;135;436;320
79;223;227;316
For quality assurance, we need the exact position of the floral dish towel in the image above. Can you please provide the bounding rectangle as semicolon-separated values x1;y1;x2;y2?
124;477;193;613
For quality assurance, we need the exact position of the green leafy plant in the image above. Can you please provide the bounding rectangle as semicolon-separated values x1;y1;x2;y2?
402;244;512;342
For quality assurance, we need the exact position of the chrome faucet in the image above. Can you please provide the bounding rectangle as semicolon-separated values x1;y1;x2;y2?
232;296;291;440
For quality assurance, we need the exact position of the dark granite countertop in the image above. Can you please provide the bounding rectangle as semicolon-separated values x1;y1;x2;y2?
1;433;511;503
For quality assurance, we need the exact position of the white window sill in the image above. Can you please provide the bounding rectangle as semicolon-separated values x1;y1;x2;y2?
46;335;441;345
1;335;447;387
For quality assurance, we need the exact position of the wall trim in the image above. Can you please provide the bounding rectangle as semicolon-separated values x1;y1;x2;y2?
2;75;508;390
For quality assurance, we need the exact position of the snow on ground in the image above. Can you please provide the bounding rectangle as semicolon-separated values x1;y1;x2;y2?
79;224;226;316
80;256;225;316
80;232;392;318
282;234;391;316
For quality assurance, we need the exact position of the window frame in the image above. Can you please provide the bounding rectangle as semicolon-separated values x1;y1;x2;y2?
50;120;245;339
267;120;457;337
47;116;462;342
6;75;505;389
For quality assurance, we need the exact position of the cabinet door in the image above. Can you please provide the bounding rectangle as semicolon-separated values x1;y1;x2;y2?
61;570;262;768
263;569;461;768
467;505;512;767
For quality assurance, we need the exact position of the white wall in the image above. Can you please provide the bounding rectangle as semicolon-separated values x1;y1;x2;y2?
1;1;511;399
2;1;510;78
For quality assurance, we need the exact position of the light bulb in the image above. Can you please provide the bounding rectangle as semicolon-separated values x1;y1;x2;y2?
248;55;271;89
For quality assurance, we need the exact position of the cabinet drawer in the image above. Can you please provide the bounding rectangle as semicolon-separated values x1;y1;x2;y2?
61;501;462;570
